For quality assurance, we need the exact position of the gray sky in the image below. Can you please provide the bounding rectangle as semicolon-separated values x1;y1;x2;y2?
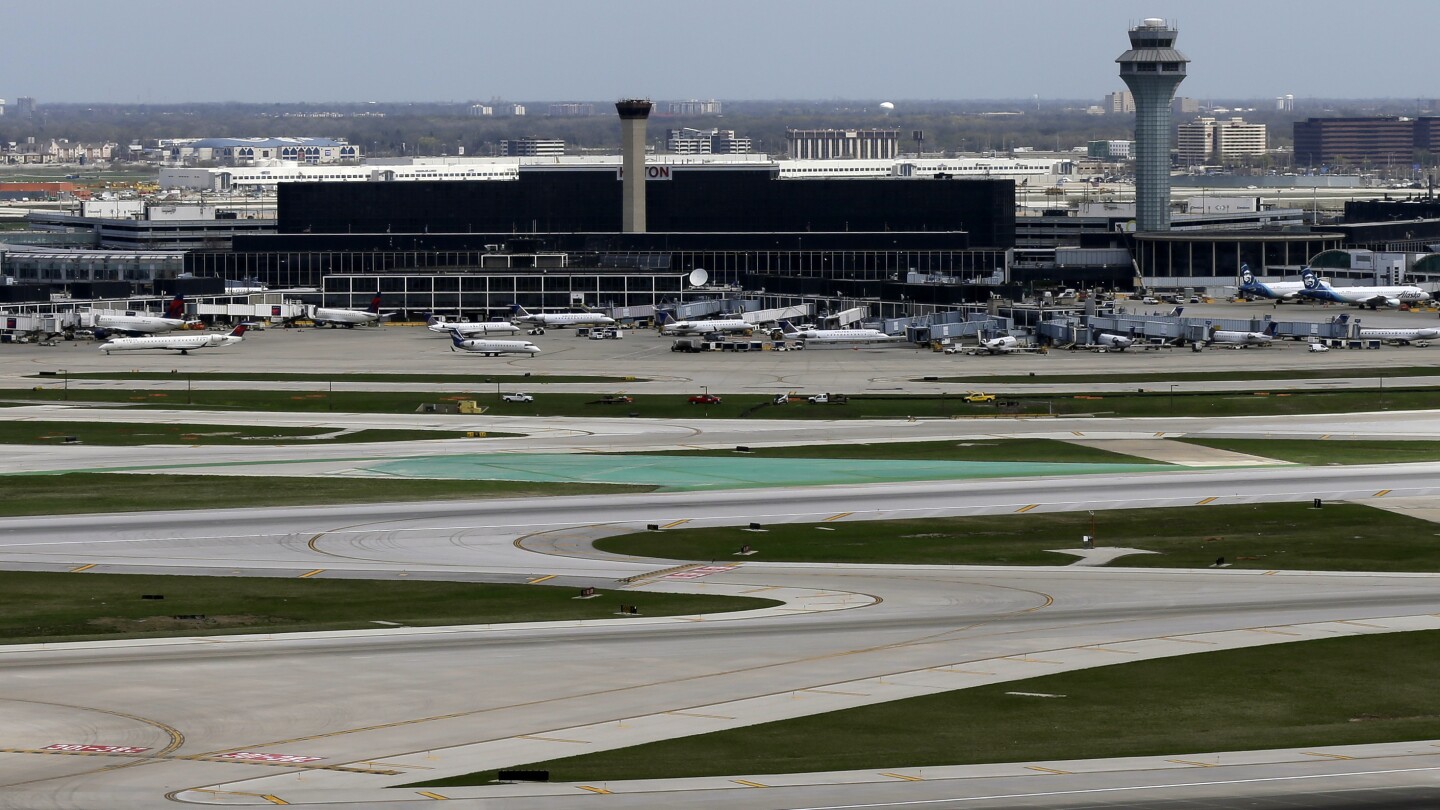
6;0;1435;104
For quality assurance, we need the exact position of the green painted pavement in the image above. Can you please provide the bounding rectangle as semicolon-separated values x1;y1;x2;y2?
364;454;1169;490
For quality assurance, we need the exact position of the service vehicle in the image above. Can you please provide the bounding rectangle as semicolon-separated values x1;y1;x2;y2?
501;392;534;402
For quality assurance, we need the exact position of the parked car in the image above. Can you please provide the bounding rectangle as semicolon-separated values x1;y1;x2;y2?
501;393;534;403
688;394;722;405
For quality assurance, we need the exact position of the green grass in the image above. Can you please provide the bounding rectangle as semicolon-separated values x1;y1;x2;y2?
647;438;1166;464
12;385;1440;418
0;571;779;644
927;365;1440;385
596;502;1440;572
0;474;653;517
0;421;508;446
414;629;1440;786
1180;438;1440;466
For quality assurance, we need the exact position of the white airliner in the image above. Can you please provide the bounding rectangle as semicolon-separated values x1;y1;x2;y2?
776;320;898;343
1205;322;1278;347
1335;314;1440;345
311;295;387;327
1090;332;1135;351
1236;264;1305;301
91;295;194;337
99;325;247;355
449;330;540;357
509;305;615;330
426;315;521;337
1299;270;1430;309
656;311;758;336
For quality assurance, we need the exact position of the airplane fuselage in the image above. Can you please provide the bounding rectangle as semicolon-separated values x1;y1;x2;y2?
100;326;246;355
428;319;522;337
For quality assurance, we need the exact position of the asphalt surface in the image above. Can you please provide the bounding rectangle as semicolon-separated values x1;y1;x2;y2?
2;315;1440;808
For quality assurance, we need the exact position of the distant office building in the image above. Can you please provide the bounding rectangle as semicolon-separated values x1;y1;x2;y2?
1118;18;1188;232
1104;91;1135;114
1172;96;1200;115
168;137;359;166
1293;117;1416;165
469;105;493;117
548;103;595;117
1176;117;1267;163
500;138;564;157
1087;140;1133;160
14;97;35;120
0;99;5;117
786;128;899;160
506;103;526;116
666;99;722;116
1276;94;1295;112
665;128;752;155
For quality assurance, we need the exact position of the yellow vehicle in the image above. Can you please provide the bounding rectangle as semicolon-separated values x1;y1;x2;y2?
962;392;996;404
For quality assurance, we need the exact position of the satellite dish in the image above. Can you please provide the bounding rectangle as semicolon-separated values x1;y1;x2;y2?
688;268;709;288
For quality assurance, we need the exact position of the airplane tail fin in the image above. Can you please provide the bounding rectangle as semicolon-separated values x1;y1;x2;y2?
1166;306;1184;317
1265;321;1279;337
367;295;383;314
778;320;798;334
1335;313;1350;326
165;295;185;320
229;324;247;338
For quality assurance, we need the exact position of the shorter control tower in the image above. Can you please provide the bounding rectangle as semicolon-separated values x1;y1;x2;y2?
616;99;653;234
1117;18;1188;231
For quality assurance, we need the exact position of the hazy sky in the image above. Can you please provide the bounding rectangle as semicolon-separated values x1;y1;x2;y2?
5;0;1436;104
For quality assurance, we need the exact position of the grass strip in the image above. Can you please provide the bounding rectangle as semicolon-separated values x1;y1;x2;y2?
8;385;1440;418
0;473;652;517
413;629;1440;786
0;421;510;446
0;571;778;645
596;502;1440;572
1179;437;1440;466
925;364;1440;385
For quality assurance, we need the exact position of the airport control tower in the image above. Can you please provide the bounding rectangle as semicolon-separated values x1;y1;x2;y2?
1117;18;1188;231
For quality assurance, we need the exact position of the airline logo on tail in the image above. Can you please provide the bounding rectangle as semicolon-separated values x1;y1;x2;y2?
1302;269;1323;290
450;329;466;350
367;295;383;314
1239;264;1255;288
165;295;185;320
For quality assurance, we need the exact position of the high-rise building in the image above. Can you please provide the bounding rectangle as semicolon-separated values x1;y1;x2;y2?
548;103;595;117
666;99;722;116
665;128;753;155
1087;140;1134;160
1276;94;1295;112
786;129;899;160
1104;90;1135;114
14;97;35;120
1117;18;1187;232
1293;117;1416;165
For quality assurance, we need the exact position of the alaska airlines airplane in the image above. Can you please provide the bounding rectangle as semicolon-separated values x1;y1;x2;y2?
1237;265;1305;301
776;320;898;343
91;295;193;337
100;325;246;355
656;311;757;336
449;330;540;357
311;295;387;327
509;305;615;329
426;315;521;337
1299;270;1430;309
1206;321;1278;347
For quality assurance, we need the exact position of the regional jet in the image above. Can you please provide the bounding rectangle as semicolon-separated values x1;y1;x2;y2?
91;295;194;337
509;305;615;331
99;325;247;355
1335;314;1440;345
657;311;759;336
426;315;522;337
1205;322;1278;347
775;320;899;343
311;295;388;327
449;330;540;357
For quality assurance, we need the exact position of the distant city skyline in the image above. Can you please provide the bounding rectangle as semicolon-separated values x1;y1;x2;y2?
3;0;1436;105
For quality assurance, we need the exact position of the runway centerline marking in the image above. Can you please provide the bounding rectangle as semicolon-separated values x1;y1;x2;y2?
528;574;557;584
823;512;853;521
1015;504;1039;513
732;779;770;788
298;569;325;579
577;785;612;794
880;771;924;781
661;518;691;529
69;563;96;573
1374;489;1391;497
415;791;450;800
1196;496;1217;505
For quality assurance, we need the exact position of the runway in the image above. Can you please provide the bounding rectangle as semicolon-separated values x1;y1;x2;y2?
1;465;1440;807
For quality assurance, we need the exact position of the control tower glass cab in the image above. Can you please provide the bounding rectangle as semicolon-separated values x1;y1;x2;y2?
1117;18;1188;232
